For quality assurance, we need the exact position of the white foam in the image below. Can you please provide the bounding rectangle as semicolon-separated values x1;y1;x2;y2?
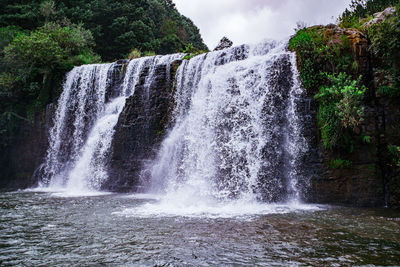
114;197;324;219
24;186;111;197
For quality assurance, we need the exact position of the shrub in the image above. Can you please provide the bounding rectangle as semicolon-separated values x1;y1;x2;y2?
289;27;355;92
3;22;98;76
339;0;399;28
0;22;99;148
315;73;366;150
368;5;400;97
330;159;353;169
128;48;141;59
142;51;156;57
388;145;400;167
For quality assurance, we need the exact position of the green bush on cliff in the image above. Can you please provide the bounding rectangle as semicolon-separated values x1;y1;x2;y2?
330;158;353;169
289;27;324;90
388;145;400;167
339;0;399;28
1;22;99;101
289;27;355;92
182;43;208;60
368;5;400;97
315;73;366;150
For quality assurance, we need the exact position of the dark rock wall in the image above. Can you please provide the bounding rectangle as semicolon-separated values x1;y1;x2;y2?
0;112;49;191
103;60;181;192
303;25;400;207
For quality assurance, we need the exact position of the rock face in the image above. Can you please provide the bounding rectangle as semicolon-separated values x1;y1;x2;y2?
298;24;400;207
364;6;396;29
322;24;370;79
102;60;181;192
214;37;233;51
0;112;49;191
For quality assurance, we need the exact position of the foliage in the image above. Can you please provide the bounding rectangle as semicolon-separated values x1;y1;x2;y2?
142;51;156;57
368;6;400;97
388;145;400;167
339;0;399;28
127;49;156;59
0;22;99;147
128;49;142;60
289;27;356;91
361;134;372;143
3;22;98;81
158;34;184;55
0;0;208;61
0;0;208;151
181;43;208;60
330;159;353;169
315;73;366;150
369;6;400;66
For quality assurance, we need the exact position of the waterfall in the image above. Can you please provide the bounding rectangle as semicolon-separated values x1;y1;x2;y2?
40;55;181;194
38;39;308;203
145;40;308;206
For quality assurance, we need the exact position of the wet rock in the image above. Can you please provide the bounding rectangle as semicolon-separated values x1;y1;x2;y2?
214;37;233;51
103;60;182;192
363;6;396;29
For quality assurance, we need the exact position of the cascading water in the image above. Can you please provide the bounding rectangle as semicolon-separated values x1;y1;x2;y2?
38;37;308;209
40;55;181;194
139;40;309;214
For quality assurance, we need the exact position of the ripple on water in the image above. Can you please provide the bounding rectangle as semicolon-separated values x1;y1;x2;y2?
1;192;400;266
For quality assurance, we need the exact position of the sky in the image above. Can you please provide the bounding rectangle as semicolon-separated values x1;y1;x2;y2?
173;0;353;49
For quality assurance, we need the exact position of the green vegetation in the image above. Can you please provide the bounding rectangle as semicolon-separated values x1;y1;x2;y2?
361;134;372;144
330;159;353;169
339;0;399;28
289;27;356;91
368;6;400;97
0;0;207;61
181;43;208;60
289;26;363;151
315;73;366;150
290;0;400;155
388;145;400;167
0;0;208;149
0;22;99;147
127;49;156;59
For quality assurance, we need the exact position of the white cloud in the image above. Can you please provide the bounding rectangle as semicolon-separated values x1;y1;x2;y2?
173;0;352;49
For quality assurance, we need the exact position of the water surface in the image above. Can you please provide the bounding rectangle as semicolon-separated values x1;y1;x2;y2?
1;191;399;266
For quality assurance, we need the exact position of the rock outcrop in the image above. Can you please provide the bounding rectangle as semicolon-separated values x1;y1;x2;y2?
294;23;400;207
0;112;49;191
363;6;396;29
103;60;181;192
214;37;233;51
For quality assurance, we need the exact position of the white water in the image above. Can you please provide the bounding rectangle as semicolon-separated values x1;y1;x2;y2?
38;39;312;216
40;55;181;195
116;195;323;219
134;40;310;216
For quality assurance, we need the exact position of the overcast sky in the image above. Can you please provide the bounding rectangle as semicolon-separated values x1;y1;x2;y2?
173;0;353;49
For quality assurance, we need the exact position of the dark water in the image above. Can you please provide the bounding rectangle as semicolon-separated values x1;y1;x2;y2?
1;191;400;266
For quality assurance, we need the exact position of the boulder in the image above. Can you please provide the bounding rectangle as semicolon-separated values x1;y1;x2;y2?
363;6;396;29
214;37;233;51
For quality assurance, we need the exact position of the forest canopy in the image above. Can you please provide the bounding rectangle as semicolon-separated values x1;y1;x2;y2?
0;0;208;61
0;0;208;149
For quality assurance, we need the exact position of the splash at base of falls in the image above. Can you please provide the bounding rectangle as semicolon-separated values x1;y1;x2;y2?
114;194;323;219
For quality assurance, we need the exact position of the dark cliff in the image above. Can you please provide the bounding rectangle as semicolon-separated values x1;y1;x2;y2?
291;21;400;207
102;60;182;192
